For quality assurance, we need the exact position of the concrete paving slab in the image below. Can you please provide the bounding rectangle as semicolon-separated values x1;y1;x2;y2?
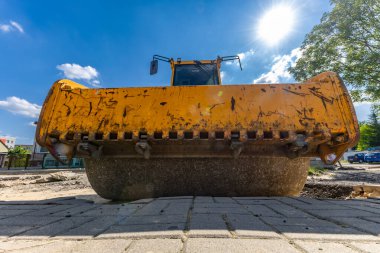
0;225;34;238
193;203;239;208
244;205;282;217
127;198;154;204
294;240;357;253
274;197;310;205
0;215;62;226
326;199;380;206
48;198;94;205
267;203;314;218
0;209;35;216
24;205;74;216
17;216;94;238
132;201;170;216
192;207;250;214
118;214;187;225
157;196;193;200
287;197;327;205
187;228;232;238
0;205;49;210
328;217;380;235
361;199;380;205
350;242;380;253
213;197;237;203
260;217;339;227
10;239;132;253
362;216;380;223
51;205;96;216
233;227;280;238
0;240;55;252
307;208;380;218
226;213;263;224
98;223;185;239
55;216;123;238
194;196;214;203
157;198;193;204
78;205;138;216
190;213;226;224
2;196;380;252
275;225;379;240
185;238;299;253
234;199;282;205
188;214;230;238
346;205;380;214
126;239;183;252
226;214;280;238
161;203;191;215
292;203;350;210
233;197;279;200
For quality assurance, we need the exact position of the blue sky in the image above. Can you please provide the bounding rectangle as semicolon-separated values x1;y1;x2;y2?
0;0;371;144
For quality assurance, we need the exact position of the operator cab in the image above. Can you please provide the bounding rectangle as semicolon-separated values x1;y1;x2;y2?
150;55;242;86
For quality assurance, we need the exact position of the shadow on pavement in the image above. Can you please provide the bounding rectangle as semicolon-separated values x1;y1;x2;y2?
1;195;380;240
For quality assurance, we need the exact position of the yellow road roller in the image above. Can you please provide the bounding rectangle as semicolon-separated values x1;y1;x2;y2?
36;55;359;200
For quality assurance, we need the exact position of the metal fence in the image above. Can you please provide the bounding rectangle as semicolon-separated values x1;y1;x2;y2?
2;154;84;170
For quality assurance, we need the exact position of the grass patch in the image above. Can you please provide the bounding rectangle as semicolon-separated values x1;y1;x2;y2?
308;166;327;176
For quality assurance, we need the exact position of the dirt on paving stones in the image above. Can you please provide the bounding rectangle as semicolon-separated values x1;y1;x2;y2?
0;169;98;202
303;165;380;199
1;164;380;201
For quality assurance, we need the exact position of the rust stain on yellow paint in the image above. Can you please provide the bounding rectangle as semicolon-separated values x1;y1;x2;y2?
36;72;358;164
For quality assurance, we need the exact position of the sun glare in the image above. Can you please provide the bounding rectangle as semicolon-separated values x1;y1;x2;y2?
257;5;295;46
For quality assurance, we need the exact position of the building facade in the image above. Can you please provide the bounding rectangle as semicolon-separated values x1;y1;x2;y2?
0;141;8;168
0;136;16;149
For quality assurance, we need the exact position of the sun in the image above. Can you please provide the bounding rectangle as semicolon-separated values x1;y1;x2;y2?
257;4;296;46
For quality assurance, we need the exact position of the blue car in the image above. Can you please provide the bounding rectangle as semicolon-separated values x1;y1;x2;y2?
364;152;380;163
348;153;366;163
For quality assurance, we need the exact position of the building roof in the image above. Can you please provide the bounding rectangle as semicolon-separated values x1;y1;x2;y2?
0;141;8;153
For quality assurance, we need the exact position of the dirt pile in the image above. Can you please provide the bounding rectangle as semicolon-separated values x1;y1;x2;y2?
33;171;79;184
0;170;89;188
1;165;380;201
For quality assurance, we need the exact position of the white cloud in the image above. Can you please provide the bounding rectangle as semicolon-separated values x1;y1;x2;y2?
226;49;255;67
220;71;225;80
0;24;11;32
90;79;101;87
238;49;255;62
253;47;302;84
57;63;101;87
0;97;41;118
10;21;24;33
0;20;24;33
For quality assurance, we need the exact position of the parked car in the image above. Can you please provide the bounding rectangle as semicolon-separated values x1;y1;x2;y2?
347;153;366;163
364;152;380;163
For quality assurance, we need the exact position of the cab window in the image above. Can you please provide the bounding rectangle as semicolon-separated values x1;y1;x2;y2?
173;63;219;86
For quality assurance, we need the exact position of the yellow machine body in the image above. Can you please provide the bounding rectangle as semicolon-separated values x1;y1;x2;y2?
36;56;359;166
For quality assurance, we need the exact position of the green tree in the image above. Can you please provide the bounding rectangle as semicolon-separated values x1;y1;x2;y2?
7;146;28;169
357;124;372;150
357;106;380;150
367;106;380;147
289;0;380;102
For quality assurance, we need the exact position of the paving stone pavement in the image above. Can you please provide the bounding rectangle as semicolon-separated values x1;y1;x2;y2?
0;196;380;252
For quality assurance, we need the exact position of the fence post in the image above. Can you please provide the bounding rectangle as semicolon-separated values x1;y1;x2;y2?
42;153;47;169
25;154;31;170
7;156;13;170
